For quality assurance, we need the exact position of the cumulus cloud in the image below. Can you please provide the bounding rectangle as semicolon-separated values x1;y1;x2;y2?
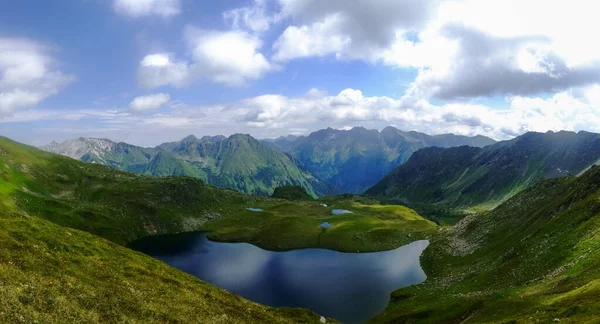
7;87;600;146
0;38;74;117
138;28;274;88
220;87;600;140
129;93;170;112
113;0;180;18
265;0;600;99
273;0;438;61
185;27;273;86
404;26;600;100
138;53;190;88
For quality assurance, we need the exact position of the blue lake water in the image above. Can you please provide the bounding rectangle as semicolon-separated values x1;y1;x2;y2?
319;222;334;228
246;208;264;212
129;233;429;323
332;209;353;215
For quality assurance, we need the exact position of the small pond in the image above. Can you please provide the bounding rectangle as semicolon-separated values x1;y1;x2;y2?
246;208;264;212
129;233;429;323
319;222;334;228
332;209;353;215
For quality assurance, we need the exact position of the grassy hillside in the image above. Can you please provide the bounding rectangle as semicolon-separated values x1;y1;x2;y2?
372;165;600;323
367;131;600;222
271;185;314;200
3;136;435;252
0;208;323;323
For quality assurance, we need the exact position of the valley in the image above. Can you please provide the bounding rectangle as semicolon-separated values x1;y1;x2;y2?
4;128;600;323
0;136;436;322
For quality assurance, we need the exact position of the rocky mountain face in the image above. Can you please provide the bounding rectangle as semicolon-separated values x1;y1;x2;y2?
367;130;600;211
42;134;327;197
275;126;496;194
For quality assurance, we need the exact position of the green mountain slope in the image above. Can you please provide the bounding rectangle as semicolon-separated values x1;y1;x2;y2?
367;131;600;215
42;134;328;197
0;137;324;323
281;126;495;194
372;165;600;323
158;134;328;197
271;185;314;200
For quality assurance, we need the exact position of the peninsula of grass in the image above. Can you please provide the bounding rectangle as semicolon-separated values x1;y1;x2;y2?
203;196;438;252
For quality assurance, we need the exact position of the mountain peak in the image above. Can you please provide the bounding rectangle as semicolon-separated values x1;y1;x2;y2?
181;135;198;143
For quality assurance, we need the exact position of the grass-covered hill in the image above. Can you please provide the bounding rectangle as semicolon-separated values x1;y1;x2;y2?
372;165;600;323
281;126;495;194
0;135;437;322
271;185;314;200
0;209;323;323
42;134;328;197
367;130;600;218
0;137;326;323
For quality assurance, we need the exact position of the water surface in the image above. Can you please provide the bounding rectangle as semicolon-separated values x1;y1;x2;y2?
332;209;353;215
130;233;428;323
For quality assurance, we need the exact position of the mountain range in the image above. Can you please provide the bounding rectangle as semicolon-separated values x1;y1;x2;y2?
367;130;600;215
7;130;600;322
271;126;496;193
42;133;327;197
42;126;496;196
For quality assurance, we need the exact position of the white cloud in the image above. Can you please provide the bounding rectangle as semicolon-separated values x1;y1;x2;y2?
265;0;600;100
6;86;600;146
139;28;274;88
138;53;190;88
185;27;274;86
223;0;280;33
0;38;74;117
129;93;170;112
272;0;439;62
113;0;180;18
273;14;351;61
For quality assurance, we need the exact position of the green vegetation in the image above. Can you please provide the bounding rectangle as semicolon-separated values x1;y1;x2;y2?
0;135;437;322
372;166;600;323
367;130;600;223
0;209;324;323
204;196;437;252
43;134;329;197
271;185;314;200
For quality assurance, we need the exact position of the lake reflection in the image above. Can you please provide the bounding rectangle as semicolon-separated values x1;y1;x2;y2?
129;233;429;323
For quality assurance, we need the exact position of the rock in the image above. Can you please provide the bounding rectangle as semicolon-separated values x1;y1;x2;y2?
320;316;326;323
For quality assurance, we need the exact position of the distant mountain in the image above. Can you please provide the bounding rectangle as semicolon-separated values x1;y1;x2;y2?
42;134;328;197
261;135;302;151
42;126;495;196
367;130;600;211
279;126;496;193
157;134;328;196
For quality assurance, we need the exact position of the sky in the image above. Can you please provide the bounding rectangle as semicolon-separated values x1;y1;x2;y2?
1;0;600;147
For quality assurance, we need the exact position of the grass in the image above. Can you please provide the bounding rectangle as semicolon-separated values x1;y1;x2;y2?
371;167;600;323
0;136;435;322
0;207;326;323
203;197;437;252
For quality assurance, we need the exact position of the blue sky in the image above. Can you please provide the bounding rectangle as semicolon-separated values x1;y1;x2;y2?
1;0;600;146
